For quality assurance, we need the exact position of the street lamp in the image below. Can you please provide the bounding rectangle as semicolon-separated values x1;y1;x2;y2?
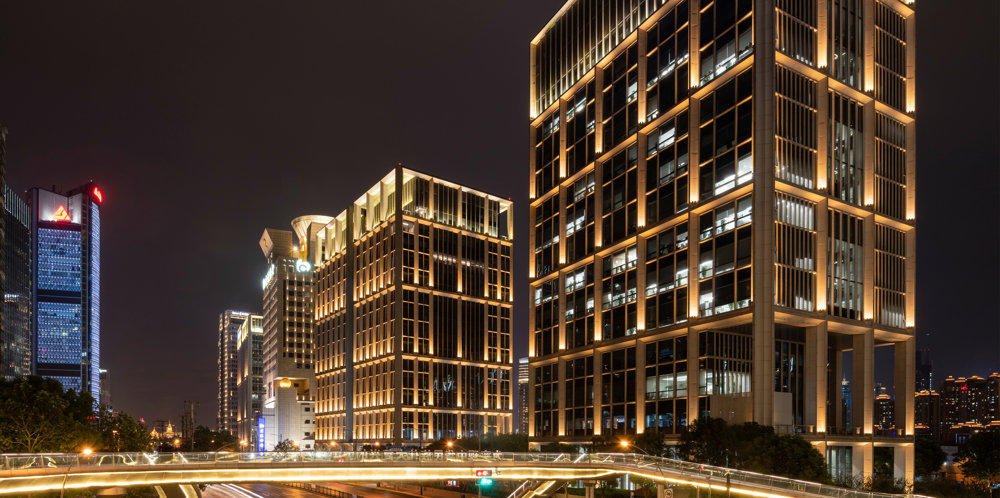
446;441;453;450
81;448;93;456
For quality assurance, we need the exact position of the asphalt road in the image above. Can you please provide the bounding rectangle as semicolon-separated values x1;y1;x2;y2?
203;482;425;498
204;483;328;498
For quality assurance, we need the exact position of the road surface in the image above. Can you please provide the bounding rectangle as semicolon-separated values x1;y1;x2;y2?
203;482;433;498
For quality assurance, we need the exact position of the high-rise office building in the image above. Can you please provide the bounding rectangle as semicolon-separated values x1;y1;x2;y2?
99;368;111;408
913;389;941;441
218;310;250;434
0;126;6;351
915;347;931;392
518;357;530;434
939;374;1000;427
236;313;265;451
260;227;317;450
528;0;916;481
874;393;894;431
2;185;32;380
29;183;103;402
309;165;514;447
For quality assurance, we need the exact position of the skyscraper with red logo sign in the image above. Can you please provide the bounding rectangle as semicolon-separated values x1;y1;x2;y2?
29;182;103;404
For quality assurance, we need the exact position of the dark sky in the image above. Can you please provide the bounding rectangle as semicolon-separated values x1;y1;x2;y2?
1;1;997;427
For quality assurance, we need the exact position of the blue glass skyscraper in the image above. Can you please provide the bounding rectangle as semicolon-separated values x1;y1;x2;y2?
29;183;102;403
3;185;33;381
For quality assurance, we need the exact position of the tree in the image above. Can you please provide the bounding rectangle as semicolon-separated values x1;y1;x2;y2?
273;439;298;452
0;376;96;452
190;426;238;451
633;430;668;457
678;417;829;484
914;437;946;479
955;431;1000;484
96;409;153;452
678;417;732;466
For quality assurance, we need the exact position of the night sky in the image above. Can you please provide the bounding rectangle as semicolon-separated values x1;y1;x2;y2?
1;1;997;427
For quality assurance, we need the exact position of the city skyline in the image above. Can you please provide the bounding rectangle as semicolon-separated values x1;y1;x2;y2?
0;0;996;428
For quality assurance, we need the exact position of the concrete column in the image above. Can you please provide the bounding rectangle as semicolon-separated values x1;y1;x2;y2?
594;63;606;157
862;213;875;321
687;327;700;426
560;98;568;180
851;443;873;482
558;190;568;352
585;482;597;498
689;0;701;91
637;24;649;129
558;357;567;436
751;0;777;425
816;79;829;194
894;337;915;435
593;354;604;436
688;96;701;205
863;0;875;93
805;322;828;432
817;0;829;70
815;199;829;312
636;236;647;334
904;227;915;328
636;334;647;433
687;214;699;322
904;10;916;114
893;442;914;484
852;330;874;434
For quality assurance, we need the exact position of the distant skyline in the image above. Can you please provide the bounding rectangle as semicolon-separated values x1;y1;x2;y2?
1;1;997;426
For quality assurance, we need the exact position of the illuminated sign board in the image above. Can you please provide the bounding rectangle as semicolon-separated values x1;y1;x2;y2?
36;190;82;224
52;205;72;222
257;417;266;452
92;187;103;203
261;264;276;290
295;259;311;272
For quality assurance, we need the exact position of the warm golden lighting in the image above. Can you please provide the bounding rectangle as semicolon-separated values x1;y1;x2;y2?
619;440;629;448
81;448;93;456
279;379;293;388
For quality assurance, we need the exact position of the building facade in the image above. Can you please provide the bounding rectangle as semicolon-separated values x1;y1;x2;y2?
518;357;530;434
29;183;103;402
309;166;514;447
260;228;317;450
528;0;916;481
913;389;941;441
99;368;111;408
2;185;32;380
218;310;250;434
939;374;1000;428
236;313;265;451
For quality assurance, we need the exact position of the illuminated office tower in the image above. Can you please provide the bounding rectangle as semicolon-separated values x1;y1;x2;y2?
218;310;250;434
3;185;32;381
528;0;916;481
29;183;103;403
260;227;318;450
518;357;530;434
309;165;514;447
236;313;265;450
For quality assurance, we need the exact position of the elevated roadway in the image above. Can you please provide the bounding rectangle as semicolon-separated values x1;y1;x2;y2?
0;452;920;498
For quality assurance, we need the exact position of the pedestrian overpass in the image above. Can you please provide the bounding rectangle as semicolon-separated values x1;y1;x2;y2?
0;452;916;498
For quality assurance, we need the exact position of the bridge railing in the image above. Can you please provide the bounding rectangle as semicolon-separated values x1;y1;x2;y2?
0;452;924;498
